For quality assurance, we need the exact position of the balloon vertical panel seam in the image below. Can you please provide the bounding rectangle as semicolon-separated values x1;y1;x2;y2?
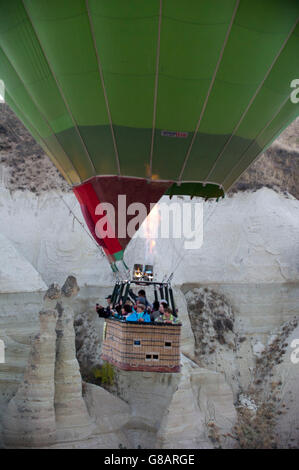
224;105;298;192
21;0;97;177
0;44;81;184
222;94;292;189
85;0;121;176
204;17;299;183
177;0;240;183
5;88;72;185
149;0;163;180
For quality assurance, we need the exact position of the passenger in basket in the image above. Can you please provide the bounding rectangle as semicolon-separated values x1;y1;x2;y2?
96;295;112;318
121;304;133;320
126;303;151;323
158;301;168;316
155;307;180;324
150;300;161;322
129;288;153;310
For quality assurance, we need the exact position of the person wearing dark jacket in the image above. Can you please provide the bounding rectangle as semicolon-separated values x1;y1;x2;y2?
96;295;112;318
129;289;152;310
150;300;160;322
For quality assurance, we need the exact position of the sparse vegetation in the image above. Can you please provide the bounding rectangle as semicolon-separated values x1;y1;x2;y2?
230;318;299;448
232;397;279;449
187;285;299;448
82;361;115;389
92;362;115;386
207;422;222;448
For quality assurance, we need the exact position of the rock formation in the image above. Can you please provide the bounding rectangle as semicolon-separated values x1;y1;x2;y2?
274;323;299;447
156;355;236;449
185;287;239;396
82;382;130;449
2;284;60;447
1;274;298;448
1;278;95;447
74;310;103;380
0;231;46;294
54;276;94;442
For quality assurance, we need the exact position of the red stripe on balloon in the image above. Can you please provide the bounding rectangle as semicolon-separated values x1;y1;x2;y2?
73;181;123;257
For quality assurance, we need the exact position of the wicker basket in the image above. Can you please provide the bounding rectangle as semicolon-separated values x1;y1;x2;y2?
102;318;181;373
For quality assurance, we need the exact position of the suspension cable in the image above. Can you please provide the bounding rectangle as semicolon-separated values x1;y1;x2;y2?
167;198;220;281
57;192;106;258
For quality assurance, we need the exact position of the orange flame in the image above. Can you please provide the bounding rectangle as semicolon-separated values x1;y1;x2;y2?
144;204;160;239
150;239;156;254
144;204;160;259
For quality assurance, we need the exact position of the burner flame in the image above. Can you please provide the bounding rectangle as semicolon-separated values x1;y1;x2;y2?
144;204;160;252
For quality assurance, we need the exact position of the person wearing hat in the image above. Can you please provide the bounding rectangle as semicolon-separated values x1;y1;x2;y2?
96;294;112;318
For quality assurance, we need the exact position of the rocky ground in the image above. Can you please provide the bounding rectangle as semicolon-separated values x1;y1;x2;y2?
230;134;299;199
0;104;69;194
184;287;299;448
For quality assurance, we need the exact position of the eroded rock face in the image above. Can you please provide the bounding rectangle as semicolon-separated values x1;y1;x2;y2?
2;308;57;447
44;283;61;302
74;310;103;380
0;232;47;294
61;275;80;298
185;287;240;397
54;278;93;442
114;369;181;449
239;318;299;448
184;287;299;448
274;323;299;447
1;278;94;447
186;287;235;353
82;382;130;449
156;356;236;449
230;117;299;200
0;103;70;194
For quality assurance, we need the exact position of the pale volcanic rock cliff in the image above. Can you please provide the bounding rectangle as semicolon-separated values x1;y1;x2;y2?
54;277;94;442
0;231;46;294
2;287;59;447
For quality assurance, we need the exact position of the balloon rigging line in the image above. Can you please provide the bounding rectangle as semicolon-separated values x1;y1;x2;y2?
22;0;97;177
178;0;240;183
167;199;219;281
0;44;79;184
85;0;121;176
223;94;291;189
57;192;106;258
205;17;299;182
149;0;163;179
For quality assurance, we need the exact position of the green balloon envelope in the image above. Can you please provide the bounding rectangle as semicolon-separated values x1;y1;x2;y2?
0;0;298;261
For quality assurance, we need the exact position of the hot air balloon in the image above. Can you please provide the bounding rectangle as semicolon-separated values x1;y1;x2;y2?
0;0;298;272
